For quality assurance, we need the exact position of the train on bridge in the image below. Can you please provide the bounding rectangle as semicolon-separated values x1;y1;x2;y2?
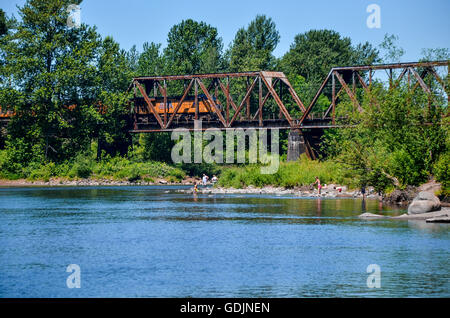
133;94;221;121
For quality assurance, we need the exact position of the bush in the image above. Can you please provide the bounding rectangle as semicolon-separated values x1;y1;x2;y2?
434;151;450;197
168;168;186;181
70;155;93;179
127;166;141;182
217;155;343;189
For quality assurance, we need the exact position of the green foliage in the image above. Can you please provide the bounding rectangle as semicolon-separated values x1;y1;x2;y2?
280;29;380;115
139;132;174;163
1;0;101;161
69;154;93;179
322;83;448;193
217;155;343;189
227;15;280;72
179;162;220;178
164;19;223;75
281;29;378;83
137;42;165;76
434;151;449;196
168;168;186;181
0;9;7;36
379;34;405;63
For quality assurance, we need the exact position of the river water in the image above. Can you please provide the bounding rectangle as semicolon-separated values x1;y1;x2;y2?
0;185;448;297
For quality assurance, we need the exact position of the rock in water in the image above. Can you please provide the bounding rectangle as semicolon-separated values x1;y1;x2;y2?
359;213;385;219
408;191;441;215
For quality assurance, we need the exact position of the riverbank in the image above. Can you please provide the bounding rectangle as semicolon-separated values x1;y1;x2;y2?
0;177;376;200
0;177;196;187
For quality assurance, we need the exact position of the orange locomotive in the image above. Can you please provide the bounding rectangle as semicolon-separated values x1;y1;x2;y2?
0;106;14;118
133;94;221;117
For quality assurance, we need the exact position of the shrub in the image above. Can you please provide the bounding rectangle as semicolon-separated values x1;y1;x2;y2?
168;168;186;180
434;151;449;197
70;155;93;179
217;155;343;189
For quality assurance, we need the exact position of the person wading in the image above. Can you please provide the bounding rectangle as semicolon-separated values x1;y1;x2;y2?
313;176;322;195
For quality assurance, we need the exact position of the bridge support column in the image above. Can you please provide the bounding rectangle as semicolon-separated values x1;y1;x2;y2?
287;129;307;161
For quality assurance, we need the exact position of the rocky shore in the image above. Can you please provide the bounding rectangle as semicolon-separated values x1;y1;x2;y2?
1;178;377;199
359;183;449;223
183;184;379;199
382;180;444;206
0;177;195;187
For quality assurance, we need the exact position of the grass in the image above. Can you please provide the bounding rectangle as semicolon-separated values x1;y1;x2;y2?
217;154;350;189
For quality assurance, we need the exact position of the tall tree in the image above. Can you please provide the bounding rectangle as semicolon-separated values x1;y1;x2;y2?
281;29;354;82
228;14;280;72
280;29;380;107
164;19;223;75
379;33;405;64
0;0;104;162
0;9;7;36
0;0;136;163
352;42;381;66
96;36;134;157
125;44;139;76
137;42;165;76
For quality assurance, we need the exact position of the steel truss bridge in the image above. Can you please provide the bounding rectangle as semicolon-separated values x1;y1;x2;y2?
128;61;448;133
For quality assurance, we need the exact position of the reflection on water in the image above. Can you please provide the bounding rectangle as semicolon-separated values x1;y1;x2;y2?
0;186;448;297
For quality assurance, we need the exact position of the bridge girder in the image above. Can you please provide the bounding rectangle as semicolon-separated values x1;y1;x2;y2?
128;60;449;133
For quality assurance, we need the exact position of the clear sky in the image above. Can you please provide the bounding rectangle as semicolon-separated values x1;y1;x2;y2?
2;0;449;61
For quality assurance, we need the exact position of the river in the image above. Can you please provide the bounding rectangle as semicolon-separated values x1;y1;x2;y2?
0;186;448;297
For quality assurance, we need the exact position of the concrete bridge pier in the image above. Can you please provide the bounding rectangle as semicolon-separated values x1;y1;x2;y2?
287;129;308;161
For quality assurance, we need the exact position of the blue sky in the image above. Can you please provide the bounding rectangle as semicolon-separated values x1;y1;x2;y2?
2;0;449;61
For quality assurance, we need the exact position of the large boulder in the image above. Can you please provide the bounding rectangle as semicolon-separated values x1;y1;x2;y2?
408;191;441;215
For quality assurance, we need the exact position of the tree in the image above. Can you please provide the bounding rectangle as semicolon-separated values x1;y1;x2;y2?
164;19;223;75
280;29;380;107
353;42;381;66
281;29;354;83
137;42;165;76
0;0;104;162
125;44;139;76
227;14;280;72
420;48;450;62
96;36;134;157
379;33;405;64
0;9;7;36
98;36;133;93
323;84;447;192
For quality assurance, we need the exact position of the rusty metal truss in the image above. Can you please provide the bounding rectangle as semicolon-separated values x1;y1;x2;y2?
128;60;449;133
128;71;314;132
302;60;449;125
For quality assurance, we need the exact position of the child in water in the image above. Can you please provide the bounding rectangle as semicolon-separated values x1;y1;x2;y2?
313;176;322;194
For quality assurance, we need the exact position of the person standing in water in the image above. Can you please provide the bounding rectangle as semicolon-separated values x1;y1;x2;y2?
313;176;322;195
202;174;209;186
